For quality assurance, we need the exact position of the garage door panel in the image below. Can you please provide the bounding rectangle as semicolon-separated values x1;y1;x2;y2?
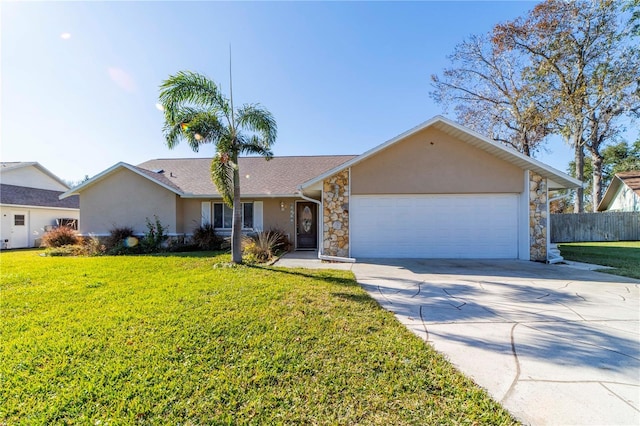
351;194;518;258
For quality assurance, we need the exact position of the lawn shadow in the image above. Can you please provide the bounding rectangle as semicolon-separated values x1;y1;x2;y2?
330;291;380;305
246;264;358;288
150;250;227;258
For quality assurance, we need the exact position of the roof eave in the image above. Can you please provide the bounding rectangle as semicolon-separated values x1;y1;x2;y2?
597;177;622;211
59;162;183;199
1;162;70;190
179;193;302;199
0;202;79;211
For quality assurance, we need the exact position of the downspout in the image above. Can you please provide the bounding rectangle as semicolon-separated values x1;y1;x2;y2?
296;188;356;263
549;193;573;203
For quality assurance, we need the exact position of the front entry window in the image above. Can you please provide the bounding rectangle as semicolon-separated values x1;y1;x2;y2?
212;202;254;229
301;206;312;233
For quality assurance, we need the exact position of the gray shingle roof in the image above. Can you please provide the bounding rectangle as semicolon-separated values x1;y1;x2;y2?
1;184;79;209
136;156;356;196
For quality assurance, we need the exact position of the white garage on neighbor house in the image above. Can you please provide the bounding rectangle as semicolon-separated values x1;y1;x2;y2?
0;162;79;249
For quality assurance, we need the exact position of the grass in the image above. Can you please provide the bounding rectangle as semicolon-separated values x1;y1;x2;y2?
558;241;640;279
0;250;517;425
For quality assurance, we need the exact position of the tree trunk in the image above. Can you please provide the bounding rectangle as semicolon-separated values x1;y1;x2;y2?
591;152;604;212
523;139;530;157
574;141;584;213
231;151;243;264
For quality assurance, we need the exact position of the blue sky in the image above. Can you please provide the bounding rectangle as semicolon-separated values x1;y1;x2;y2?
0;1;592;183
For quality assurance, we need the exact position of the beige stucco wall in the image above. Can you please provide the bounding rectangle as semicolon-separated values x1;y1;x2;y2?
180;197;298;241
351;127;524;194
179;198;202;234
80;168;177;235
262;198;296;239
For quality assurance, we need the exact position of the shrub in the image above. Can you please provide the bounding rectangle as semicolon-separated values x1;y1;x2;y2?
191;223;222;250
106;226;136;249
140;216;168;253
242;230;288;263
80;235;106;256
41;226;79;248
45;245;84;257
265;228;291;253
105;226;140;255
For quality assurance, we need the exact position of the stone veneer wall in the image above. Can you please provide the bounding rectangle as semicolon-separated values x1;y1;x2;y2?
529;171;548;262
323;170;349;257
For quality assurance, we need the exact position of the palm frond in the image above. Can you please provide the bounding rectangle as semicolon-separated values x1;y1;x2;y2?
162;106;221;152
238;135;274;159
236;104;277;147
159;71;231;122
211;154;234;207
185;111;227;147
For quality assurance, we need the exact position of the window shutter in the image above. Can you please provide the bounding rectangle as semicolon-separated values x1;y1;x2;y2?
253;201;263;231
201;202;211;226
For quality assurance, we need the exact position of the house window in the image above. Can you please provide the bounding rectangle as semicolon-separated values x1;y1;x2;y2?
14;215;25;226
213;202;254;229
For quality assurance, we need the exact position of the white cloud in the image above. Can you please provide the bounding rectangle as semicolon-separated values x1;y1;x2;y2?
60;32;71;40
107;67;137;92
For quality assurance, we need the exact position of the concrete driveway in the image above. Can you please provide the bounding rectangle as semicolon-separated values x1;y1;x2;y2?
351;259;640;426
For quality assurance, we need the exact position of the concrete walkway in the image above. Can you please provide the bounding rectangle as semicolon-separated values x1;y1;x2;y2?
274;254;640;425
274;251;354;270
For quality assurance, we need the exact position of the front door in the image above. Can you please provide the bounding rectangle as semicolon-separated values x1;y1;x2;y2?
296;202;317;250
11;211;29;248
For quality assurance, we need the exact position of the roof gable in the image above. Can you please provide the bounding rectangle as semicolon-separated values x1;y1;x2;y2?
60;162;183;199
597;170;640;211
0;162;70;191
300;116;581;190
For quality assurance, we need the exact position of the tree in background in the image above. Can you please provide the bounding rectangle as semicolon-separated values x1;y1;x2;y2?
159;71;277;264
602;139;640;180
627;0;640;36
431;34;552;156
557;139;640;212
494;0;640;212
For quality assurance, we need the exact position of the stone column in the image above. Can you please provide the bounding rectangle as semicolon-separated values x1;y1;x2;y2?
322;170;349;257
529;171;548;262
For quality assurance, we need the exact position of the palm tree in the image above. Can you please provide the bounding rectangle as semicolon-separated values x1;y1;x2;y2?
158;71;277;263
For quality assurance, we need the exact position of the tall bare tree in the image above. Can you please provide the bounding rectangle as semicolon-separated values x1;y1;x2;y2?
494;0;640;211
431;34;552;156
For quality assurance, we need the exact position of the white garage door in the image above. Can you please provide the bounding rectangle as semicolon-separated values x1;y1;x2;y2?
350;194;519;258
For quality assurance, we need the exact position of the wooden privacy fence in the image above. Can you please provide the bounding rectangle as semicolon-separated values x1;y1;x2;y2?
550;212;640;243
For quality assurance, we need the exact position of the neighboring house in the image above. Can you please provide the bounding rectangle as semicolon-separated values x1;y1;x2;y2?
61;116;581;262
0;162;80;249
596;171;640;212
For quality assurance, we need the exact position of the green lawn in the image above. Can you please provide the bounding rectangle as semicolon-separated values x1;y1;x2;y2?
558;241;640;279
0;250;516;425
